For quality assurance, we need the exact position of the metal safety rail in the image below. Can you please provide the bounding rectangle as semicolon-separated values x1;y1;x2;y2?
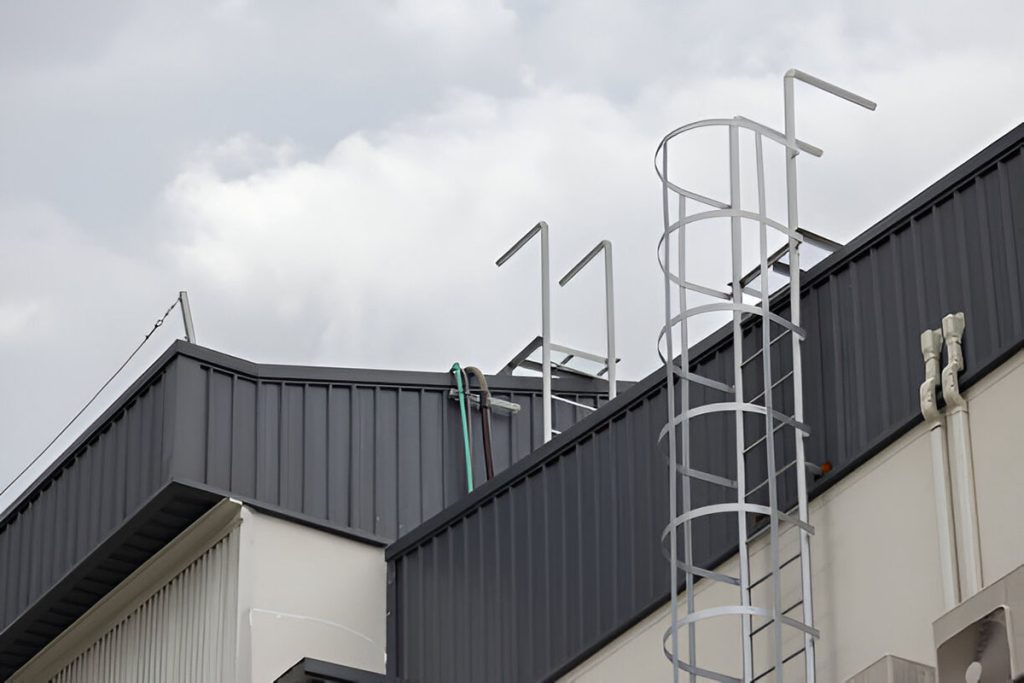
657;71;874;682
497;223;618;440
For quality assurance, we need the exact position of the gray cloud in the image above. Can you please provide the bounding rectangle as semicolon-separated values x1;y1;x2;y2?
2;0;1022;508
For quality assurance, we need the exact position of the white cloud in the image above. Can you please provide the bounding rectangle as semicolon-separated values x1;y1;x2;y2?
160;36;1024;376
383;0;517;41
2;0;1024;503
0;300;42;341
164;88;656;370
0;200;186;507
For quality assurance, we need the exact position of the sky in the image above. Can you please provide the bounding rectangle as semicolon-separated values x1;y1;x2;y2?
2;0;1023;509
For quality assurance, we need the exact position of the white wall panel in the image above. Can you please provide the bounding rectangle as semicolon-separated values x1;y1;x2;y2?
33;530;238;683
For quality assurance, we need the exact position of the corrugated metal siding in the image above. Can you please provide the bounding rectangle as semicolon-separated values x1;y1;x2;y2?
386;124;1024;682
391;388;673;682
0;365;175;634
0;342;605;667
169;355;605;539
17;528;239;683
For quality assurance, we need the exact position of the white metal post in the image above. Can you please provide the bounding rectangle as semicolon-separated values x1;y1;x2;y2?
783;68;876;682
541;225;552;443
559;240;618;399
179;290;196;343
661;143;681;683
604;242;616;400
497;222;553;442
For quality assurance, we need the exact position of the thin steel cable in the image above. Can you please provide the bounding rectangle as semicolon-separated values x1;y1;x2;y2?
0;295;183;502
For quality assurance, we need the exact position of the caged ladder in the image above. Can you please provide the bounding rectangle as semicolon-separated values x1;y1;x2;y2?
657;71;875;682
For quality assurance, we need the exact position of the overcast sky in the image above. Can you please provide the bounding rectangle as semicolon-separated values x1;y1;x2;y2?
2;0;1022;508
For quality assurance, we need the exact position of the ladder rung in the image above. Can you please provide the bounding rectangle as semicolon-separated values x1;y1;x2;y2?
551;394;597;411
745;502;810;545
551;428;562;435
684;280;731;301
742;423;785;454
746;370;795;404
741;329;792;368
679;466;736;490
751;646;806;682
749;600;805;638
549;342;608;366
676;367;735;395
748;553;801;591
746;458;798;498
746;459;823;499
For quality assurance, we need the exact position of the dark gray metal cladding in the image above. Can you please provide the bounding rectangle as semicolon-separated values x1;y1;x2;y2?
0;482;224;679
274;657;403;682
165;348;606;539
385;123;1024;682
0;342;608;671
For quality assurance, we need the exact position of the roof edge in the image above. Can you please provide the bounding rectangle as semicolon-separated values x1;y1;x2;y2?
1;340;610;531
385;121;1024;561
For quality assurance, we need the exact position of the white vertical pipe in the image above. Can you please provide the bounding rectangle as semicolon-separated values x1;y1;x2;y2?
941;312;983;596
920;328;960;610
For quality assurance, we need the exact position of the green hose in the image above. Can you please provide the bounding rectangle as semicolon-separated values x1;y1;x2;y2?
451;362;474;493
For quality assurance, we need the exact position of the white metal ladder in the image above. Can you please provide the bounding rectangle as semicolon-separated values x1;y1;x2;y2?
657;70;875;682
497;224;618;440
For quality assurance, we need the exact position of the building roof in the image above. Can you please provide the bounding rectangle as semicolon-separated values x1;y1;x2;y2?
3;121;1021;680
384;122;1024;682
0;343;608;677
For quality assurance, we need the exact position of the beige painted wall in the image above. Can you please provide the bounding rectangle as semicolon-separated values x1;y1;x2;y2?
10;501;244;683
963;353;1024;587
559;349;1024;682
237;509;387;682
11;502;389;683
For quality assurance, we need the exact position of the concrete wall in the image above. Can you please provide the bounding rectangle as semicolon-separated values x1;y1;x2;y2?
559;349;1024;682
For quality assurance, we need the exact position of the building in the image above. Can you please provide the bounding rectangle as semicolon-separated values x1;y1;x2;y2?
1;122;1022;682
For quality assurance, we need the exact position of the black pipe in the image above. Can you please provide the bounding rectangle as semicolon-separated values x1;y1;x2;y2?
464;366;495;481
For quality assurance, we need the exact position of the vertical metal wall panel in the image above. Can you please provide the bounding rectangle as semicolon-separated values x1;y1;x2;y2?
0;368;173;635
29;529;238;683
386;125;1024;682
165;357;606;541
